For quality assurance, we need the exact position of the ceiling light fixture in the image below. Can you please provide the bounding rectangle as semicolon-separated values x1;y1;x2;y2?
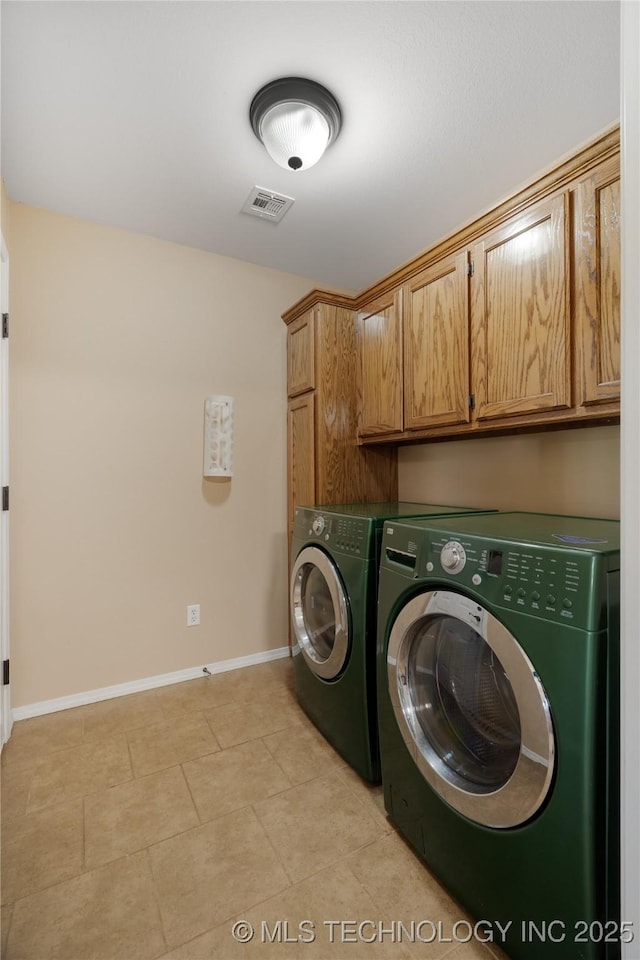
250;77;342;172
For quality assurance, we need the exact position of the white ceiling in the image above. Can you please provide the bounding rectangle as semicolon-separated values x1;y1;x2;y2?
1;1;620;291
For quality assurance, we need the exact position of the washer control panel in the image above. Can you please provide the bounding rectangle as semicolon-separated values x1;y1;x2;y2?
429;534;596;626
440;540;467;574
301;512;369;556
380;521;610;631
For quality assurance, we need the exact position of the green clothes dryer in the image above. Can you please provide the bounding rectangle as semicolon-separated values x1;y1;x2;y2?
289;502;494;783
377;512;620;960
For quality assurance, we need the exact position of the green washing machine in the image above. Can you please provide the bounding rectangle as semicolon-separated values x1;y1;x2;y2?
289;502;495;783
377;512;620;960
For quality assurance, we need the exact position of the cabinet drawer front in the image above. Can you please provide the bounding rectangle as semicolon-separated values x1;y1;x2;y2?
404;250;470;430
471;194;571;421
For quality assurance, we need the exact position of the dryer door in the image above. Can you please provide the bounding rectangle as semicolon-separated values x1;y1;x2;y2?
387;590;555;828
290;546;350;680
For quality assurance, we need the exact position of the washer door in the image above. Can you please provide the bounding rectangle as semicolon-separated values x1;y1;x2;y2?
290;546;350;680
387;590;555;828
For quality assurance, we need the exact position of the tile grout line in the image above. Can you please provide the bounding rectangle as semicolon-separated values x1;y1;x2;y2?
140;806;294;956
201;709;223;752
2;672;305;943
124;730;137;781
256;733;297;794
249;797;299;888
81;795;86;874
330;857;418;960
142;846;169;958
177;760;204;825
22;729;137;811
247;770;383;891
0;844;121;912
1;904;14;957
83;763;220;873
4;662;500;960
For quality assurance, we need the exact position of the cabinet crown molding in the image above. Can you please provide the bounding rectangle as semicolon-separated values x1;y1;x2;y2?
282;289;357;325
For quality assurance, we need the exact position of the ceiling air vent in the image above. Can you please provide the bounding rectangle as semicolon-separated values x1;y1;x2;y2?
242;186;294;224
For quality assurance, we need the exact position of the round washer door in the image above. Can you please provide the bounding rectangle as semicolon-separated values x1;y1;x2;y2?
290;546;350;680
387;590;555;828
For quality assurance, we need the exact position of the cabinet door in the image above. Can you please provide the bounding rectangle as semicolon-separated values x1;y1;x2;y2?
358;289;403;437
287;309;315;397
404;250;470;430
574;155;620;405
471;194;571;421
287;394;315;531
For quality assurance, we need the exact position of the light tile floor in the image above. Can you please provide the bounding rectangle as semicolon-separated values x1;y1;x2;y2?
1;658;509;960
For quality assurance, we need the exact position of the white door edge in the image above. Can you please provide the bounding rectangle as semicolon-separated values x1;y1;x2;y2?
0;231;11;746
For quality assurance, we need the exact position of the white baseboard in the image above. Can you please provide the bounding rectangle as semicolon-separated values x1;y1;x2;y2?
11;646;291;722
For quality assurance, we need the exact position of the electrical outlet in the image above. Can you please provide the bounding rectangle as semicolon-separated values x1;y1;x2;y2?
187;604;200;627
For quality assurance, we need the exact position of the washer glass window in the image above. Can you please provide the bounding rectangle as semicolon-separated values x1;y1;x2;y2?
299;564;337;661
291;546;350;680
407;615;521;791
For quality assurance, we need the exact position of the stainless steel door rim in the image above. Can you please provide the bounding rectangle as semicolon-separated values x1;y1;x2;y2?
387;589;555;828
290;546;350;680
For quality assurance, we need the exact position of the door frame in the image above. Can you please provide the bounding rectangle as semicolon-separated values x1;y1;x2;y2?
620;2;640;952
1;232;11;746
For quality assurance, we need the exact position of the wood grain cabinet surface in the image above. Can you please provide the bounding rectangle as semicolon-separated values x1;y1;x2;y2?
357;250;471;439
358;289;403;437
574;154;621;408
287;393;315;539
287;310;315;398
351;130;620;445
470;192;571;423
283;299;397;542
284;127;620;460
404;250;471;430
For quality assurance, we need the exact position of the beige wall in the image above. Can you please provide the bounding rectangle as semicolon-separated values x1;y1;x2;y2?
9;200;621;709
10;203;316;707
398;425;620;519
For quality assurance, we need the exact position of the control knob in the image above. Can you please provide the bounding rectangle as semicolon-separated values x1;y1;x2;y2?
312;516;326;536
440;540;467;574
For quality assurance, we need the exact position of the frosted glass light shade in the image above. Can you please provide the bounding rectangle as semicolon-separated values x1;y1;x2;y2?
250;77;342;173
260;101;330;171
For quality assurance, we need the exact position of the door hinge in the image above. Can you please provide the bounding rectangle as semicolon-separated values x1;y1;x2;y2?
2;660;9;686
2;313;8;338
467;261;474;278
469;394;476;410
1;486;8;511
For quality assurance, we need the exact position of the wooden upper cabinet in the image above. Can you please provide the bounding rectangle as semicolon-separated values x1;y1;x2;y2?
404;250;470;430
470;193;571;422
288;129;619;451
287;392;315;530
574;154;621;406
287;309;315;397
357;289;403;438
284;299;397;523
